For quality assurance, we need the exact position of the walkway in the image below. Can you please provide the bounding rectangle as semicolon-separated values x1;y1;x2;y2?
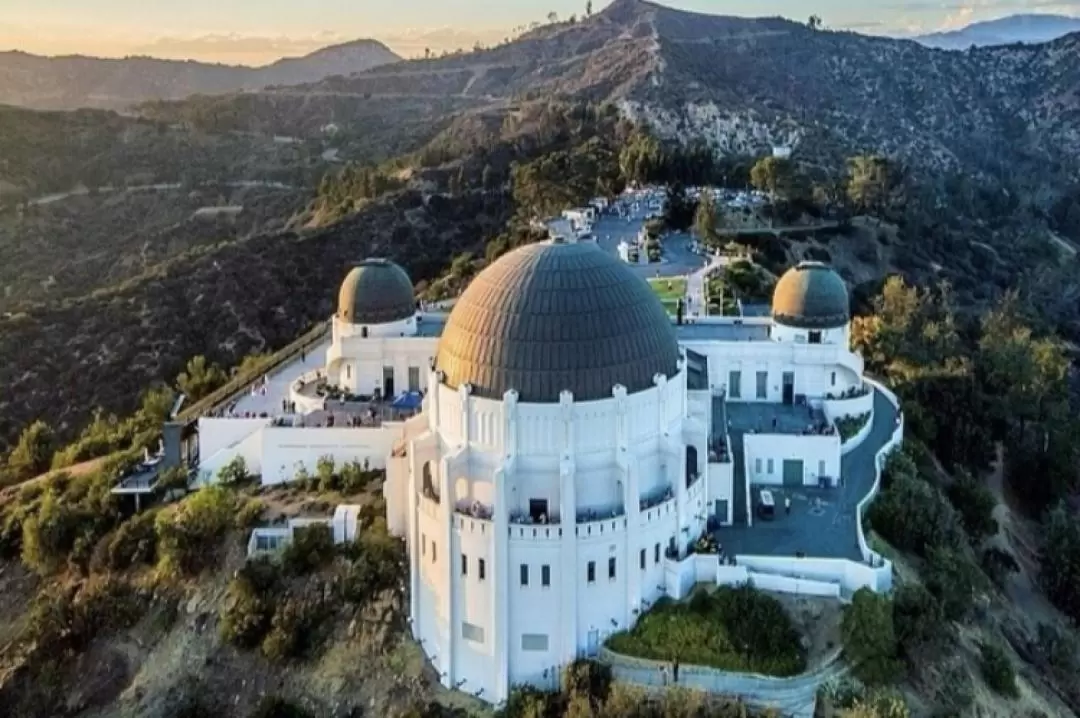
715;390;897;560
685;254;725;318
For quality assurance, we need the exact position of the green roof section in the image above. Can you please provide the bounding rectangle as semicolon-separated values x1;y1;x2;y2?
337;258;416;325
771;261;850;330
435;240;681;403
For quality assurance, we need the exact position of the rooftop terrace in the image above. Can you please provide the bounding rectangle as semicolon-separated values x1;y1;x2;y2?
674;321;771;342
725;401;832;436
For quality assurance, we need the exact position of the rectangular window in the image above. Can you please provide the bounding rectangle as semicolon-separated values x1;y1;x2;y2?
461;554;468;576
819;460;826;476
587;561;596;583
462;622;485;644
345;364;351;379
521;634;549;652
756;370;768;399
831;371;836;386
431;541;437;563
755;458;763;474
520;564;529;587
421;534;426;556
408;366;421;392
654;543;660;564
767;458;774;474
541;565;551;587
640;548;646;570
479;558;486;581
728;370;742;399
608;557;616;580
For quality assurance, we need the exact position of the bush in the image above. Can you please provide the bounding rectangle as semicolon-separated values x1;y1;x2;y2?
25;576;146;653
866;469;964;558
842;588;901;685
234;498;264;529
981;546;1019;588
605;585;806;676
106;510;158;570
249;697;315;718
978;640;1019;698
20;490;84;575
892;583;944;659
220;557;279;649
945;473;998;543
923;547;982;621
1039;501;1080;623
155;486;235;576
261;593;331;662
339;520;406;607
217;456;251;486
280;524;335;576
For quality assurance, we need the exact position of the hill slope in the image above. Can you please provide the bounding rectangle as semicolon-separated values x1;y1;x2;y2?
0;40;401;111
914;13;1080;50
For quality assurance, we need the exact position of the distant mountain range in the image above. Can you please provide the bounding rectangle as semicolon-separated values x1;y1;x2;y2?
913;13;1080;50
0;39;401;111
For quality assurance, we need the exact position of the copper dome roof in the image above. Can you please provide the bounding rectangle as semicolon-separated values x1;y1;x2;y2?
435;241;680;403
337;259;416;325
771;261;850;329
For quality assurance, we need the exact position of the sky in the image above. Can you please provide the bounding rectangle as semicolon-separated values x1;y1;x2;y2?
1;0;1078;64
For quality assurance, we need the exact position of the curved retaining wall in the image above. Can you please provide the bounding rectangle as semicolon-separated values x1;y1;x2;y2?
597;645;845;717
839;411;875;456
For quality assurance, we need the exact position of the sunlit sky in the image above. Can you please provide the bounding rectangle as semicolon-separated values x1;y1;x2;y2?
0;0;1076;64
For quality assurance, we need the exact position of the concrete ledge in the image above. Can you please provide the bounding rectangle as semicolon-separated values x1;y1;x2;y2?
840;410;875;456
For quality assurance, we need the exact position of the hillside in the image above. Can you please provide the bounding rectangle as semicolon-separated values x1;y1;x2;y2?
915;14;1080;50
0;40;401;111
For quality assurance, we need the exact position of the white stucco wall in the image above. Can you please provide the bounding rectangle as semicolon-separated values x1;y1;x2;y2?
742;433;840;486
326;335;438;397
259;425;400;483
707;461;734;524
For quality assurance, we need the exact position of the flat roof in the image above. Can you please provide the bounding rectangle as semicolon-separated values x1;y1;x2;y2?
725;401;831;436
416;312;448;337
674;322;771;342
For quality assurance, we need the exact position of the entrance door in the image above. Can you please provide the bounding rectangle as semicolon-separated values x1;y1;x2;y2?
782;372;795;405
587;629;599;657
782;459;803;487
408;366;420;393
382;366;395;399
715;499;729;526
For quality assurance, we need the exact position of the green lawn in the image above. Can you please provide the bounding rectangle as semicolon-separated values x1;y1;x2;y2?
648;277;688;313
605;586;807;676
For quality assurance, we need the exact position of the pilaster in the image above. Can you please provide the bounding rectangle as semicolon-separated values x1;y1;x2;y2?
407;446;421;640
438;450;454;688
559;390;578;664
613;385;636;624
492;465;510;703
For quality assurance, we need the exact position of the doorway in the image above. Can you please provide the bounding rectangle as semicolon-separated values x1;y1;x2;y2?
529;499;548;522
782;372;795;405
382;366;395;399
587;629;599;657
783;459;803;487
715;499;729;526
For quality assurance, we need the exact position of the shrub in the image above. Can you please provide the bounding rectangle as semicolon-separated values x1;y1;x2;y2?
339;461;374;493
842;588;901;685
234;498;264;529
106;510;158;570
249;697;315;718
155;486;235;576
1039;501;1080;623
892;583;944;659
605;585;806;676
981;546;1019;588
25;576;146;653
945;473;998;543
220;558;279;649
923;547;982;621
339;521;406;607
316;455;338;492
21;490;84;575
280;524;335;576
217;456;251;486
978;640;1019;698
866;469;964;558
261;593;331;662
1036;623;1077;671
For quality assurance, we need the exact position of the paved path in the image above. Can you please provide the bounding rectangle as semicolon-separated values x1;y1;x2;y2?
715;390;897;560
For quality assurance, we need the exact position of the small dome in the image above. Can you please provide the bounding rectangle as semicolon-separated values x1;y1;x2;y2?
435;241;680;403
771;262;850;329
337;259;415;325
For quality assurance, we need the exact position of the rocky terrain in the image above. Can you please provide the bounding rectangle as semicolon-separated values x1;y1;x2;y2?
0;40;401;111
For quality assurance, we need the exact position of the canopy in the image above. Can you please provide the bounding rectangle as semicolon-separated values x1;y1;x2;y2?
391;391;423;410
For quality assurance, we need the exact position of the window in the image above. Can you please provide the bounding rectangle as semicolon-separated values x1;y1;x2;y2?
640;548;646;570
755;458;763;474
587;561;596;583
541;565;550;587
608;557;616;580
819;460;826;476
728;370;742;399
654;543;660;564
756;370;768;399
831;371;836;386
462;622;484;643
461;554;468;576
408;366;421;392
431;541;437;563
767;458;774;474
345;364;351;379
421;534;426;556
809;330;822;344
479;558;486;581
520;564;529;587
521;634;549;651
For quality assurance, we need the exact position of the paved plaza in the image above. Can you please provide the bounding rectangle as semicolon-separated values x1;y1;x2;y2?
715;390;897;560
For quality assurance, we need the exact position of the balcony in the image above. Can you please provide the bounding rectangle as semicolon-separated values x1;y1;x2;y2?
639;485;673;512
509;510;561;526
576;505;625;524
455;500;493;521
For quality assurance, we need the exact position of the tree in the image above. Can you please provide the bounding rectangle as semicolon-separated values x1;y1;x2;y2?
176;355;226;401
1040;501;1080;623
808;15;823;30
749;156;796;201
586;0;593;16
5;420;55;482
847;155;892;214
547;11;559;23
694;190;719;248
842;588;900;685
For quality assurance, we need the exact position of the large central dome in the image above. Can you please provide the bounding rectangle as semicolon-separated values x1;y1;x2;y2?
435;241;681;403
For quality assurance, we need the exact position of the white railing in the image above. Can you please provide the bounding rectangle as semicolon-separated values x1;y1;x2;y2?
857;379;902;585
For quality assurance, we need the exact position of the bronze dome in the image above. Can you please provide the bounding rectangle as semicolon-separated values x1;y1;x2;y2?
337;259;415;325
771;262;850;329
435;241;680;403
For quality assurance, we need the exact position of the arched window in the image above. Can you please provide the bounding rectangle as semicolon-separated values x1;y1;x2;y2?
685;445;699;488
422;461;439;503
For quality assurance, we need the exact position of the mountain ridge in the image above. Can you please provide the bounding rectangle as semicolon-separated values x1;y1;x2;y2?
0;39;402;111
914;13;1080;50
